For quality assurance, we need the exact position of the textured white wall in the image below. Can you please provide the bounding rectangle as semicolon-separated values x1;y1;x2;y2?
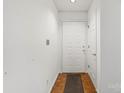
87;0;97;88
59;11;88;22
3;0;61;93
100;0;121;93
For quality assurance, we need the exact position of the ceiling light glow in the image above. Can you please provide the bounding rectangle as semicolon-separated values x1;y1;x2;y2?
70;0;76;3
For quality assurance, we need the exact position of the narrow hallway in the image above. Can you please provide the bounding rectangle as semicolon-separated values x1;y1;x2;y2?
3;0;98;92
3;0;121;93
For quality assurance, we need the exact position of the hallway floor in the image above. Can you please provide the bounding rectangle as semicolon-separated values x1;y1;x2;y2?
51;73;96;93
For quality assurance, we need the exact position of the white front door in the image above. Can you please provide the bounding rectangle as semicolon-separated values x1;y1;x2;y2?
62;22;87;72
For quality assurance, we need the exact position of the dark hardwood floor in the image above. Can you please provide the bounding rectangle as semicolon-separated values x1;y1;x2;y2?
64;74;84;93
51;73;96;93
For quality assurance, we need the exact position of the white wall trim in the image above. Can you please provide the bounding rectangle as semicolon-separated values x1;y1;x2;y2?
62;20;88;22
96;0;101;92
58;10;88;12
48;73;59;93
96;88;100;93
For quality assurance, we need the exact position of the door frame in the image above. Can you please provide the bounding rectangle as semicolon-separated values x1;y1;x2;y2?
96;0;101;92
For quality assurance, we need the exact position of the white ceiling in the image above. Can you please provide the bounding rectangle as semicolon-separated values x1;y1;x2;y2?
53;0;92;12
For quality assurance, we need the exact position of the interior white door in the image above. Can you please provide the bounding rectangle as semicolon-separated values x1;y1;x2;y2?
62;22;87;72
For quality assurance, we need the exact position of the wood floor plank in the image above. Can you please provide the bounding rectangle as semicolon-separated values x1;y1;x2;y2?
81;73;97;93
51;73;67;93
51;73;96;93
64;74;84;93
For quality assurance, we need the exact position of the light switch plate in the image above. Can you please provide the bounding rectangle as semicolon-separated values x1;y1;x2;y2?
46;39;50;46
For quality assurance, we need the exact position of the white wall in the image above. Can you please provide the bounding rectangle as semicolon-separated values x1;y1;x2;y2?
59;11;88;22
87;0;97;88
58;20;63;72
88;1;121;93
100;0;121;93
3;0;61;93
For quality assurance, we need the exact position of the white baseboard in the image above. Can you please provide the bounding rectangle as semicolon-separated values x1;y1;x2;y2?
48;73;59;93
96;88;100;93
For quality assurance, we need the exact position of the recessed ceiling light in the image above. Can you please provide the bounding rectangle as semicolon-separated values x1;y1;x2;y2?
70;0;76;3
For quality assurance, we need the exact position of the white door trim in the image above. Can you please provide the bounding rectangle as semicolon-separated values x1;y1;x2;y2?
96;0;101;92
